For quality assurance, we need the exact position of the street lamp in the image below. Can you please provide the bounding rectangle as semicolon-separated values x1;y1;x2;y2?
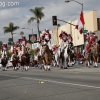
22;28;33;35
22;28;35;49
13;33;20;35
65;0;83;12
65;0;84;52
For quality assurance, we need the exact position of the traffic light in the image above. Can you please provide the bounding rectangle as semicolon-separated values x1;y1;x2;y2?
52;16;57;25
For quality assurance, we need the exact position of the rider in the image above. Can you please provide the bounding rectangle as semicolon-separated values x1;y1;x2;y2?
36;37;45;56
41;29;52;49
59;30;69;52
20;36;28;54
11;45;18;59
1;43;7;58
67;34;73;48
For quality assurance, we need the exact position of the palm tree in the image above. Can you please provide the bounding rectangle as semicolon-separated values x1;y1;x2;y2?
8;38;13;45
28;7;45;38
20;31;24;38
3;22;19;47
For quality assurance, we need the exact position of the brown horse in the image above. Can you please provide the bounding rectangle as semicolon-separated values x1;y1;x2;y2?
11;54;19;70
42;44;53;71
20;52;30;71
37;55;44;69
90;43;99;67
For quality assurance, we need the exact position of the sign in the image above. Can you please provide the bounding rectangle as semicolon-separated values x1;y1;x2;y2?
29;34;37;43
82;30;88;33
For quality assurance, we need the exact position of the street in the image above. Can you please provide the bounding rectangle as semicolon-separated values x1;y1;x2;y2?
0;65;100;100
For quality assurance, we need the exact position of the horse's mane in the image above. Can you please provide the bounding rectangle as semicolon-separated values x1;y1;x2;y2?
43;44;50;52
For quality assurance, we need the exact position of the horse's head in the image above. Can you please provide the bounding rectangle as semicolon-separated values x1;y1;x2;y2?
42;44;49;52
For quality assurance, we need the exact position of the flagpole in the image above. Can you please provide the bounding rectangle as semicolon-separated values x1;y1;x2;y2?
81;3;85;49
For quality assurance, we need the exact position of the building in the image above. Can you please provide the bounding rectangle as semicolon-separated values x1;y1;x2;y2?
53;10;99;53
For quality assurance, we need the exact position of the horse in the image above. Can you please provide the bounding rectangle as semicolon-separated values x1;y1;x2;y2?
54;51;60;67
37;55;44;69
20;52;30;71
42;44;53;71
85;42;99;68
53;48;62;67
67;46;75;66
60;43;72;69
1;56;8;71
90;43;99;67
11;54;19;70
25;52;30;68
1;50;8;71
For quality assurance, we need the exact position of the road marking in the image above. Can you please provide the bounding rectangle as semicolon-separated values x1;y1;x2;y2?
21;77;100;89
0;73;100;89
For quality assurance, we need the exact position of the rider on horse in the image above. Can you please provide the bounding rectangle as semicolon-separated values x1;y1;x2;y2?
85;31;99;67
59;31;73;51
41;29;51;49
1;43;8;71
59;31;74;68
1;43;7;58
18;36;28;61
37;29;52;58
10;46;19;61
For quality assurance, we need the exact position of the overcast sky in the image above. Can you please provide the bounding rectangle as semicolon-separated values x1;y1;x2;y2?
0;0;100;43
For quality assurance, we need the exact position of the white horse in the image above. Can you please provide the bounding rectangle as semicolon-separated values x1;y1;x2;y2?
62;44;69;69
60;43;73;69
53;48;61;67
1;50;8;71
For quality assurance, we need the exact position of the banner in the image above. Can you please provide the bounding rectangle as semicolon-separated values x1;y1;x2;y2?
29;34;37;43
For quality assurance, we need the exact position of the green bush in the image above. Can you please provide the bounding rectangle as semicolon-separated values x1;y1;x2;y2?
29;49;35;58
7;52;12;59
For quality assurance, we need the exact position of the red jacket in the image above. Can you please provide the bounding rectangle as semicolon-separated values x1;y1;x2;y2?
52;45;60;51
2;44;7;51
42;33;51;40
67;35;73;42
19;39;27;45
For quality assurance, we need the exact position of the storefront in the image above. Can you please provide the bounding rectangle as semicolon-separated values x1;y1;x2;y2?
74;45;84;54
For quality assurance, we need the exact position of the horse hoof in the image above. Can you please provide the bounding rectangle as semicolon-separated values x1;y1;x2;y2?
25;69;28;71
60;67;63;69
48;68;51;71
68;65;70;67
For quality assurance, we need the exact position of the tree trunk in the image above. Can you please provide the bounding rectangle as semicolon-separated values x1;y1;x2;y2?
11;33;14;51
37;22;40;39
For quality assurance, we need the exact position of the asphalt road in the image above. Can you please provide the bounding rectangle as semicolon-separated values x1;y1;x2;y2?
0;65;100;100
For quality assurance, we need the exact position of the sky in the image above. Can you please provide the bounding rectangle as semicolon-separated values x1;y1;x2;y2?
0;0;100;43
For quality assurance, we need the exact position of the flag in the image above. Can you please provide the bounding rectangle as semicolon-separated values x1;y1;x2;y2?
75;11;85;34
